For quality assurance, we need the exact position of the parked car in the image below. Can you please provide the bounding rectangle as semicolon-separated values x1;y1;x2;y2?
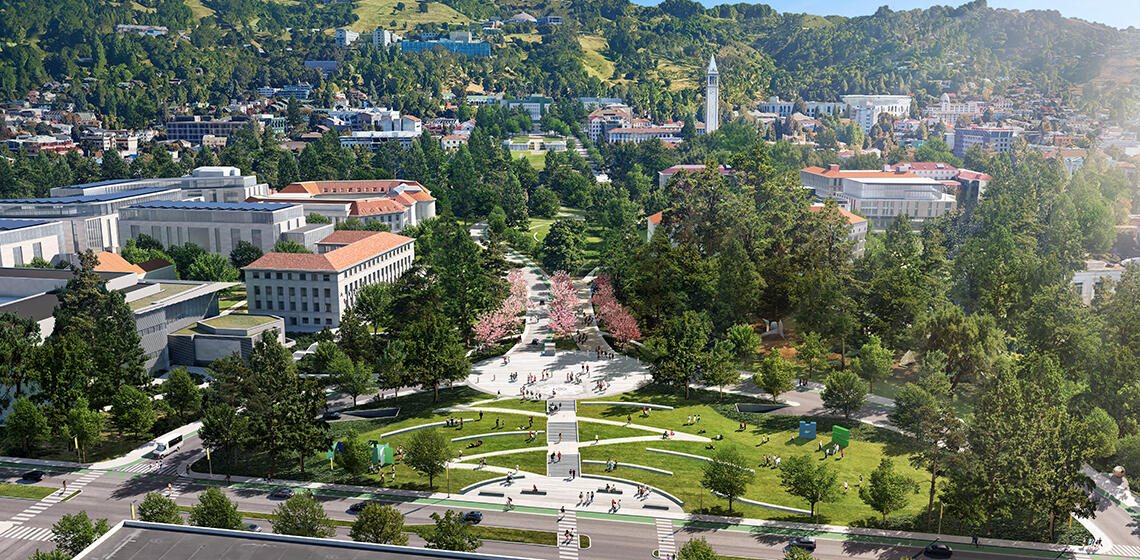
462;511;483;524
923;543;953;558
348;500;384;513
268;487;294;499
322;411;342;421
246;523;263;533
21;470;45;482
788;537;816;552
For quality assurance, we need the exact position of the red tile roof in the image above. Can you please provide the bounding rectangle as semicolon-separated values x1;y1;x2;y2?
137;258;174;272
319;230;384;245
647;211;663;225
802;166;921;179
354;199;407;215
246;232;413;272
95;251;144;275
890;162;958;171
956;170;993;181
808;204;868;224
280;180;429;196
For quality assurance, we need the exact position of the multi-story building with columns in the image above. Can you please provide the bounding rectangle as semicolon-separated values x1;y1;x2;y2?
244;230;414;331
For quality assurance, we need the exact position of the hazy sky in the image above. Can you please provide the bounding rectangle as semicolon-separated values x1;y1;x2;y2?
635;0;1139;30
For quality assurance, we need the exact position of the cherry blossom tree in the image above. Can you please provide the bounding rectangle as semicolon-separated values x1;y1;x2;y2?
591;274;641;345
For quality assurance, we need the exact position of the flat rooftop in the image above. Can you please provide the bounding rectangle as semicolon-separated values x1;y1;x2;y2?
75;521;535;560
0;219;50;230
127;282;199;311
0;186;177;205
127;200;296;211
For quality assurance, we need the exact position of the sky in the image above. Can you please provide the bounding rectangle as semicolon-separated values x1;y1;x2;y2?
632;0;1139;30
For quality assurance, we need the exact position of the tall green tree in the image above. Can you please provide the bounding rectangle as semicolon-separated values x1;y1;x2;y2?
850;335;893;393
110;385;156;437
200;404;248;470
405;428;453;488
66;398;104;462
701;447;754;513
6;397;48;455
271;493;336;538
678;537;719;560
350;503;408;545
335;429;372;482
163;367;201;422
757;348;795;403
859;459;911;523
424;510;481;551
189;487;244;529
137;492;182;524
821;369;867;419
51;512;109;556
0;312;40;406
650;310;712;399
778;454;840;521
541;218;585;274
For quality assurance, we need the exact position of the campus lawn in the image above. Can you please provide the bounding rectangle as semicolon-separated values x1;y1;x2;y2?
376;412;548;461
478;449;548;476
577;420;660;443
0;483;57;500
472;398;549;413
575;384;930;526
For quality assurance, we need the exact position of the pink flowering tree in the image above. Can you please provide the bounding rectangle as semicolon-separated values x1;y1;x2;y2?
591;274;641;345
547;271;579;335
473;269;531;345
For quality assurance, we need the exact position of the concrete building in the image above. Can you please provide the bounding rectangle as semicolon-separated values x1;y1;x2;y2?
168;313;286;365
887;162;960;181
841;95;913;131
954;169;993;207
244;230;415;331
1071;259;1138;304
606;126;683;144
705;55;720;134
0;267;233;372
114;24;167;36
801;165;955;227
0;220;65;267
578;97;624;111
51;166;270;203
924;93;984;124
340;130;421;150
335;29;360;47
372;28;399;47
758;96;845;118
0;187;183;256
501;96;554;121
165;115;286;145
401;40;491;57
6;135;78;155
953;125;1015;157
117;200;312;256
587;105;632;142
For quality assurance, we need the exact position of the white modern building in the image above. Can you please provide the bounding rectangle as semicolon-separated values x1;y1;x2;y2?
244;230;415;331
924;93;985;124
1071;260;1139;305
118;200;324;255
0;187;183;256
336;29;360;47
758;96;845;118
0;220;66;267
51;167;270;204
841;95;913;131
372;29;400;47
705;55;720;134
801;165;955;227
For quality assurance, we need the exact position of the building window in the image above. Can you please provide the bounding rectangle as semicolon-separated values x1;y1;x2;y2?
290;317;297;325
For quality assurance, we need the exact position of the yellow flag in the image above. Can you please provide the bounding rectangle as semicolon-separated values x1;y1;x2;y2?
73;436;78;449
206;447;211;461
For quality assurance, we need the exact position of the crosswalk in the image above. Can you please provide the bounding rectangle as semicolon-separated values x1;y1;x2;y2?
0;525;54;541
1;470;102;542
167;477;193;500
117;461;179;475
655;518;676;559
557;510;578;560
1107;545;1140;558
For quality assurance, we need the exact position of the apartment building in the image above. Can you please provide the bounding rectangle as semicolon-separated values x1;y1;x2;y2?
841;95;913;131
953;125;1015;157
244;231;415;331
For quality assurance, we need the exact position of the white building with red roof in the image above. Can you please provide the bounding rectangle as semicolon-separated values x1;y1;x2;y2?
801;164;956;227
244;230;414;331
250;180;436;233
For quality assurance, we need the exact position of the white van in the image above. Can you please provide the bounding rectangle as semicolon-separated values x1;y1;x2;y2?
151;434;183;459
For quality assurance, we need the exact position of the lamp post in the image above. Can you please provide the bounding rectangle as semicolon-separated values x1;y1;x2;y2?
447;463;451;497
130;500;136;520
698;482;703;513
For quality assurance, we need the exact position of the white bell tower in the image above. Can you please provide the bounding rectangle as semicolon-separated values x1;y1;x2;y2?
705;55;720;134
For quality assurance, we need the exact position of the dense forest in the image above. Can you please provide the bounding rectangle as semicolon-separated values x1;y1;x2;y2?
0;0;1137;126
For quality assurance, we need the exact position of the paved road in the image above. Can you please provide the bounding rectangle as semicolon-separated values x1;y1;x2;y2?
0;458;1080;560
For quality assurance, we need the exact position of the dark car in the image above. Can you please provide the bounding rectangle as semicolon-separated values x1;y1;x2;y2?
322;411;342;421
462;511;483;524
269;487;295;499
21;470;45;482
788;537;816;552
923;543;953;558
348;500;383;513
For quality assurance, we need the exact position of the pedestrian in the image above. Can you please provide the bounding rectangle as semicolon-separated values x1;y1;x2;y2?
479;411;483;421
595;434;599;444
558;433;562;443
507;497;514;510
971;536;978;548
62;480;66;493
696;415;700;424
859;474;863;486
843;481;848;494
557;451;562;462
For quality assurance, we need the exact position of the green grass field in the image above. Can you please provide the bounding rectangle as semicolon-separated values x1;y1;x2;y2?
350;0;469;33
479;449;548;475
577;421;656;443
513;152;546;171
579;35;615;80
576;385;930;526
0;483;57;500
